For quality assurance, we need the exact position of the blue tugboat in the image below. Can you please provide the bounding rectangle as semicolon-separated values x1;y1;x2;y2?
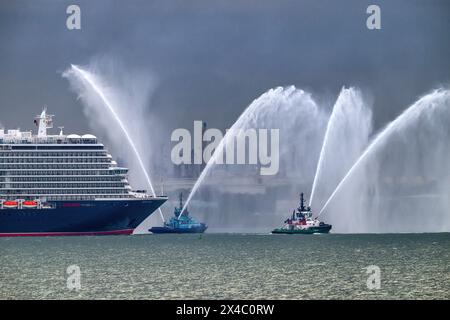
149;193;207;234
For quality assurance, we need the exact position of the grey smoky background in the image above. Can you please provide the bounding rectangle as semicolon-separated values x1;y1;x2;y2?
1;0;449;231
1;0;449;131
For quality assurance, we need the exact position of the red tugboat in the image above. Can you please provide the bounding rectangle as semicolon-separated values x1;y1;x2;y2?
271;193;332;234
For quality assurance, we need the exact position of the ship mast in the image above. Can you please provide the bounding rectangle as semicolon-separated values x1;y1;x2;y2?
300;193;305;211
178;192;188;216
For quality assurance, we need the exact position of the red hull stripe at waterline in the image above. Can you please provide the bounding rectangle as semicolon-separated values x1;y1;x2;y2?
0;229;134;237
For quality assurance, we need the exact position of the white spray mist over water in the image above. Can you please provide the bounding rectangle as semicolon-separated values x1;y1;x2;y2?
182;86;329;225
63;63;165;227
183;85;450;232
319;88;450;232
309;87;372;209
60;61;449;233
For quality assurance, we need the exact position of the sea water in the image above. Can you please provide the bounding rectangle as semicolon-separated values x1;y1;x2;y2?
1;233;449;299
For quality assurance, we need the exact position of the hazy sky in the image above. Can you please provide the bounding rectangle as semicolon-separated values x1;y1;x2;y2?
0;0;449;135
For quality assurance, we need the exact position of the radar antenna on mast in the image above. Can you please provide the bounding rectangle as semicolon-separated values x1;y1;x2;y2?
179;192;183;211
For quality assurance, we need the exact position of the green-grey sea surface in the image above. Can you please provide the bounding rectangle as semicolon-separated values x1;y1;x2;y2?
1;233;449;299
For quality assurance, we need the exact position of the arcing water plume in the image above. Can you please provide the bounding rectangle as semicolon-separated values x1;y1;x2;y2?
63;63;165;224
309;87;372;210
319;88;450;232
181;86;329;224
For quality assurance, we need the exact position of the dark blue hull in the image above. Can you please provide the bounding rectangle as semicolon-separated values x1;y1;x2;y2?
0;198;166;236
149;225;207;234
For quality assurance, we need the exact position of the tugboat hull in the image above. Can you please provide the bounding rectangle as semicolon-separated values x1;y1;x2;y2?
149;225;207;234
272;224;332;234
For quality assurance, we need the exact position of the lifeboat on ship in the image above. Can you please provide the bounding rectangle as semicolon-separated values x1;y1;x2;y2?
3;201;19;209
23;200;39;209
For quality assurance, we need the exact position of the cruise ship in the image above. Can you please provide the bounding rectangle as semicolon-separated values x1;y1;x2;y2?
0;109;167;236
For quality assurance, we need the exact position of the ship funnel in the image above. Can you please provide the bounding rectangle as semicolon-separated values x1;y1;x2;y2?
35;108;54;137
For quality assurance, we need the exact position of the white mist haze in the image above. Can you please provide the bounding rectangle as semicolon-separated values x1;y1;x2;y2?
184;85;450;233
320;88;450;232
310;87;373;211
61;58;450;233
183;86;331;229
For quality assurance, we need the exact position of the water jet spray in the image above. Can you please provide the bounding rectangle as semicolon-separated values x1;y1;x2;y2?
66;64;165;222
